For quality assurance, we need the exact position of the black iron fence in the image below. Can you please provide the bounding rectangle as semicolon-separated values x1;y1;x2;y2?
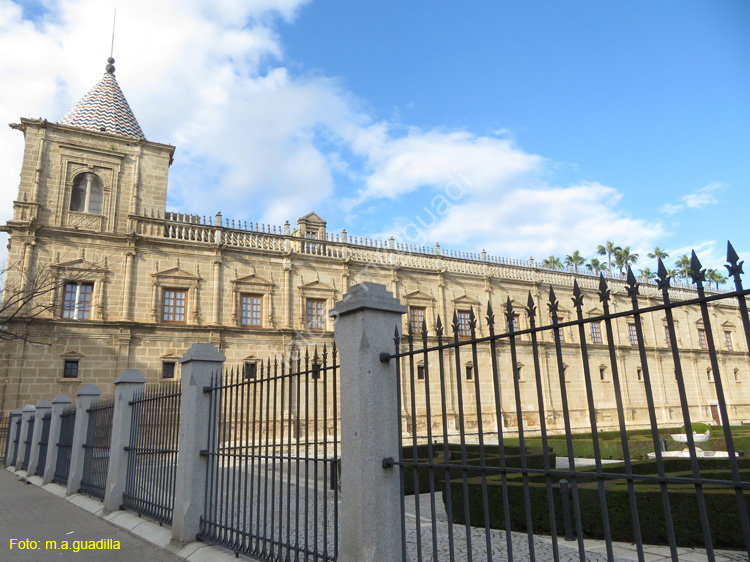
198;346;339;562
7;411;21;466
80;395;115;500
390;246;750;562
34;411;51;477
19;415;35;471
122;381;181;525
53;406;76;486
0;412;9;464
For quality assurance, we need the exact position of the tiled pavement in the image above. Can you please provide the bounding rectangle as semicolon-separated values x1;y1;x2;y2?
2;466;747;561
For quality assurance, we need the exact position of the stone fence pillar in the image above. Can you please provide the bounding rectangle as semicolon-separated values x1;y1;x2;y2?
28;400;52;477
104;370;146;514
67;384;101;495
331;282;407;562
44;394;72;484
15;405;35;472
172;343;225;544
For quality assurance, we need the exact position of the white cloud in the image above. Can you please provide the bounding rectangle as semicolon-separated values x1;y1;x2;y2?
375;181;664;259
0;0;667;269
659;182;725;215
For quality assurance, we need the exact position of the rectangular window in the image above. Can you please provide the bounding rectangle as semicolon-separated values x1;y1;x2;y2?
312;362;322;380
409;307;426;336
698;328;707;350
241;294;262;327
512;313;520;333
62;282;93;320
637;367;642;381
63;360;79;379
457;310;471;337
417;365;425;380
665;326;672;348
627;323;638;346
162;362;176;379
465;364;473;380
725;331;733;351
554;318;565;343
306;299;326;330
590;321;602;344
244;361;258;379
163;289;187;323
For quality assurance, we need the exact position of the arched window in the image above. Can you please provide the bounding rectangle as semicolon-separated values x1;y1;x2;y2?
70;173;103;214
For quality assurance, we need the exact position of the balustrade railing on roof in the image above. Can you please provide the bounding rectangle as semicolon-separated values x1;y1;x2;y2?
132;210;714;298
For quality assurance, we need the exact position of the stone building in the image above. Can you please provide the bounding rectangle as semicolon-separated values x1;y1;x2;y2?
2;60;749;434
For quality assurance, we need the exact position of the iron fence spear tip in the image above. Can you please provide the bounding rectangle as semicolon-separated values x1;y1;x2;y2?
727;241;739;265
690;251;705;285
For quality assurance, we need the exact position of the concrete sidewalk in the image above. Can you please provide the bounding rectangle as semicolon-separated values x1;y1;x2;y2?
0;468;233;562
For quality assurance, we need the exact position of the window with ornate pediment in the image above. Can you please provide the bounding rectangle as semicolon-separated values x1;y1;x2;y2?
404;289;436;337
452;294;480;338
51;257;110;321
298;279;335;332
151;264;202;324
231;270;274;328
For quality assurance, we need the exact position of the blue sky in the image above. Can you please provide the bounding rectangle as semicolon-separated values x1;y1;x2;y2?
1;0;749;277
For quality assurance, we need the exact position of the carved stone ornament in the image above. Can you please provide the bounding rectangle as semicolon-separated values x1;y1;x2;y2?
67;211;102;231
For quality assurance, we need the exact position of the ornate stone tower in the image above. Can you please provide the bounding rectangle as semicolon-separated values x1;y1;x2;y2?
8;57;174;235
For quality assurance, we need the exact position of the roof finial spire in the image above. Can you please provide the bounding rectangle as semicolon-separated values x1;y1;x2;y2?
106;8;116;74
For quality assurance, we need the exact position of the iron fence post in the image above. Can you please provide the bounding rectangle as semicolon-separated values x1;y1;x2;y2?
8;409;22;466
103;369;146;514
28;400;51;477
331;282;407;562
43;395;72;484
66;384;101;495
15;405;35;472
560;479;575;541
171;342;225;545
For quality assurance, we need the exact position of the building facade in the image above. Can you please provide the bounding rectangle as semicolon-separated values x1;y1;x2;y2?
2;61;749;435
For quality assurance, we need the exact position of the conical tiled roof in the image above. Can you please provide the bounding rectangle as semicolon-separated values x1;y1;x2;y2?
59;58;146;140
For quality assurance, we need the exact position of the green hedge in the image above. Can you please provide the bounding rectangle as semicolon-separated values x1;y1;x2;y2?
444;459;750;549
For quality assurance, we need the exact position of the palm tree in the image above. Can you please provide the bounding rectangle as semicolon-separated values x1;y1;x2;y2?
564;251;586;273
597;241;621;276
586;258;607;275
706;268;727;290
639;267;656;280
674;255;692;281
542;255;563;270
647;247;669;261
612;246;638;277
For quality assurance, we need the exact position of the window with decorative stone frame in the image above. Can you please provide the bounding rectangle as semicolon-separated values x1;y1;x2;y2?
61;158;120;232
298;279;335;332
405;289;436;337
721;321;736;351
231;270;274;328
151;264;202;324
452;294;480;338
60;351;83;380
51;257;110;321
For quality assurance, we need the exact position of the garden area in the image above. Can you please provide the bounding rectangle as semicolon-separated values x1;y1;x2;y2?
402;425;750;549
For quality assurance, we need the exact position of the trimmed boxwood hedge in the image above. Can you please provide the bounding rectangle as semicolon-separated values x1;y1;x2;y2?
443;458;750;549
401;442;557;495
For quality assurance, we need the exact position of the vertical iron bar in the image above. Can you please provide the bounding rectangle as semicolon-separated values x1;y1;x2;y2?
451;311;473;562
486;307;512;562
270;359;278;560
548;288;587;561
294;352;302;562
332;343;339;562
262;358;272;558
407;325;423;562
313;350;319;560
599;274;645;562
572;281;614;560
505;300;534;561
394;327;408;562
229;368;240;550
525;293;560;562
420;322;439;561
468;310;495;562
628;270;679;560
692;254;750;557
434;318;456;562
303;350;309;560
322;345;329;561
